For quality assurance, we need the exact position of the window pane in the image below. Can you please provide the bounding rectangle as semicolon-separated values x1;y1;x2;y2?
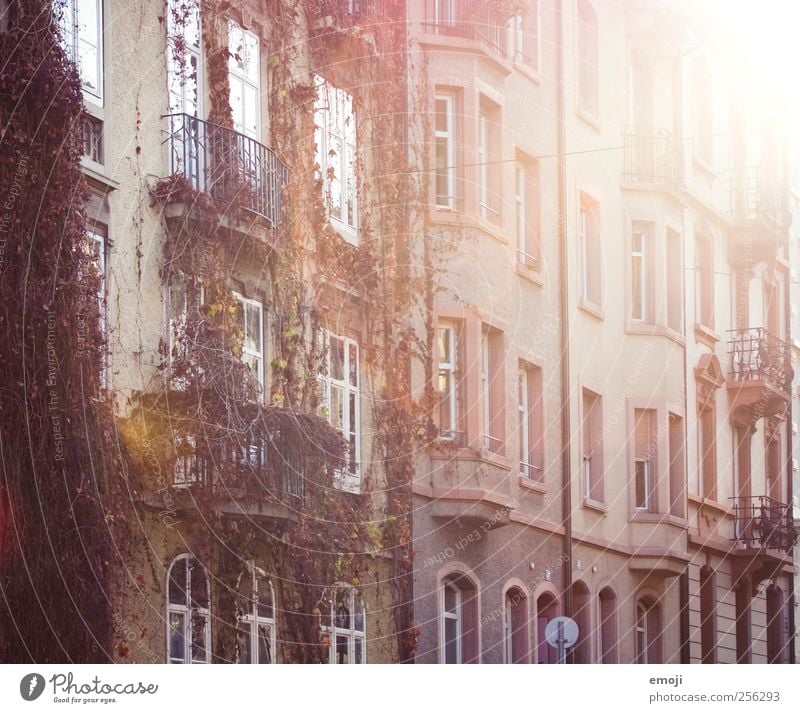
354;637;364;663
190;561;208;608
78;42;99;94
635;461;647;508
256;577;273;619
169;558;187;605
437;327;451;363
435;98;448;132
444;584;457;613
444;616;459;663
236;622;252;664
191;612;207;662
257;624;272;664
435;137;449;201
169;612;186;663
335;634;349;664
438;373;453;430
348;342;358;386
330;385;343;431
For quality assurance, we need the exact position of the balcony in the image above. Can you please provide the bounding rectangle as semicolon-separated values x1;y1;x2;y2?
621;125;683;193
423;0;508;57
727;327;792;424
732;496;796;558
163;113;289;228
728;166;789;263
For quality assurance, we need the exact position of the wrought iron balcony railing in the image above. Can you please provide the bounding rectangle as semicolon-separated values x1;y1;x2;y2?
732;495;797;554
423;0;508;56
172;431;305;505
728;327;791;389
621;125;683;190
164;113;289;228
728;166;786;225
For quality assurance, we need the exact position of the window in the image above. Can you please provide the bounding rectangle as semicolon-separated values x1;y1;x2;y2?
228;21;260;139
321;586;366;664
766;433;782;502
509;4;538;69
579;193;601;306
598;588;617;663
441;574;478;663
236;563;276;664
668;414;686;518
766;585;786;664
536;592;558;664
319;332;360;492
582;388;603;502
165;271;202;372
437;322;460;442
84;228;106;335
630;223;652;322
634;408;656;512
504;587;529;663
577;0;599;118
515;157;540;268
694;59;712;165
699;405;716;500
432;0;456;26
61;0;103;104
434;92;456;209
696;236;714;329
233;293;264;395
634;597;661;664
167;0;202;117
167;554;211;664
481;326;504;454
699;566;716;664
518;363;543;479
478;101;500;223
315;76;357;242
666;228;682;333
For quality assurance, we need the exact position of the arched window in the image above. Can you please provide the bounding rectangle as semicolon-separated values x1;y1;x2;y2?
321;586;366;664
503;586;529;663
597;587;617;663
635;596;661;664
167;554;211;664
571;580;591;663
440;573;479;663
535;591;558;664
577;0;599;118
236;563;276;664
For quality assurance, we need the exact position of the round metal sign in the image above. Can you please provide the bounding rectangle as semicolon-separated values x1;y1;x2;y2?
544;616;579;648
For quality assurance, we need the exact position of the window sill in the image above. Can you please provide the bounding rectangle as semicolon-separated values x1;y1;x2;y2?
81;159;118;191
475;214;508;245
329;218;359;247
418;31;513;76
429;444;512;471
514;61;542;85
693;322;720;348
515;262;544;286
629;511;690;527
624;322;686;347
581;497;607;514
576;105;601;133
518;475;547;493
693;155;717;180
688;493;733;517
578;298;605;321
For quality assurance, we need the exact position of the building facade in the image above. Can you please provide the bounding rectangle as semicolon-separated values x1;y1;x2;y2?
3;0;796;663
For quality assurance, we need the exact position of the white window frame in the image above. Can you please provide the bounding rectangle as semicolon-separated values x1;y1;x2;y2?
319;331;361;492
322;586;366;664
434;93;456;209
233;293;264;396
167;0;203;117
61;0;103;105
478;111;490;219
518;368;532;476
237;562;276;664
315;76;358;243
631;229;646;321
438;323;458;442
433;0;456;26
634;458;650;511
228;21;261;140
167;554;211;664
441;579;463;664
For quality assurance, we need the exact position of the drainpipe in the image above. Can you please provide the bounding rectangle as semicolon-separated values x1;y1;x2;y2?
556;0;573;619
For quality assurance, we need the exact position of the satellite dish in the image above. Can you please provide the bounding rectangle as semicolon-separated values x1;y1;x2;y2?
544;616;579;648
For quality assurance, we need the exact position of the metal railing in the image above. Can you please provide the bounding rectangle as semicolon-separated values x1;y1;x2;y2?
732;495;796;554
172;431;306;504
621;125;682;190
163;113;289;227
728;327;791;389
423;0;508;55
728;166;786;225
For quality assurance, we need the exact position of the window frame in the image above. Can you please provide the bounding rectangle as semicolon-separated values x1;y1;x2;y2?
166;554;211;664
434;92;456;210
631;228;646;322
227;20;261;140
315;75;358;243
437;322;460;443
441;578;463;664
319;331;361;492
236;562;276;664
576;0;599;120
61;0;104;105
233;292;265;396
581;388;603;502
321;586;367;664
509;4;539;71
515;157;540;268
